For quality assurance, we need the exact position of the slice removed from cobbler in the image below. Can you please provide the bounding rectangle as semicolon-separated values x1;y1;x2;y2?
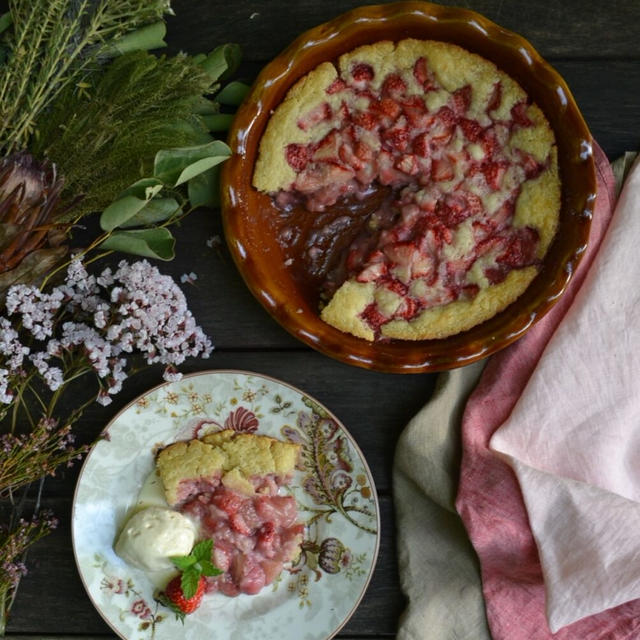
155;430;304;597
253;38;561;341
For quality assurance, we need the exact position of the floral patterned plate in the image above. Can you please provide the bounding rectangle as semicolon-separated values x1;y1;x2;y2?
72;370;380;640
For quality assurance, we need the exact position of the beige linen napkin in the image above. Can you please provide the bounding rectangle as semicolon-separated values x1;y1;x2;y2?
393;360;489;640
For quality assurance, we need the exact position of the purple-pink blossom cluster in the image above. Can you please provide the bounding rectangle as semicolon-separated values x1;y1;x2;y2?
0;259;212;406
0;511;59;594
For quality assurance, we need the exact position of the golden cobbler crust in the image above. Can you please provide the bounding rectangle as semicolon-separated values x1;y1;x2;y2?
156;430;301;506
253;38;561;341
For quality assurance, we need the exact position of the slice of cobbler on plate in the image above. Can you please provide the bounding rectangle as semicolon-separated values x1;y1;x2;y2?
155;430;304;597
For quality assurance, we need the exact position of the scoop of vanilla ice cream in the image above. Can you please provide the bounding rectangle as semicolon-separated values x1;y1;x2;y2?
115;506;196;572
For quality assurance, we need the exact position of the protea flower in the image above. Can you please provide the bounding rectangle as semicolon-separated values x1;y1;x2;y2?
0;152;68;291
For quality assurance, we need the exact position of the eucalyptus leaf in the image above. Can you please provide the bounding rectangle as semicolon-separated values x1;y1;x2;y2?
102;22;168;57
216;81;250;106
201;113;235;132
117;198;180;228
100;195;149;231
153;140;231;186
188;165;220;209
99;228;175;260
119;177;164;200
200;43;242;84
175;155;228;187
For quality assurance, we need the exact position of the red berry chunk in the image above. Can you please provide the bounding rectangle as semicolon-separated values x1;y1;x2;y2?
482;161;508;190
412;133;430;157
459;117;483;142
511;101;533;127
413;57;435;90
354;111;379;130
297;102;332;131
371;97;402;120
431;156;455;182
487;81;503;112
326;78;347;95
361;303;388;330
285;143;310;171
351;62;375;83
496;227;539;267
452;85;472;115
381;73;407;98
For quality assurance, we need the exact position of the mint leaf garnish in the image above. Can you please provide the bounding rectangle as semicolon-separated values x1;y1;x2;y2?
192;539;213;561
181;566;200;599
170;554;197;571
199;559;222;577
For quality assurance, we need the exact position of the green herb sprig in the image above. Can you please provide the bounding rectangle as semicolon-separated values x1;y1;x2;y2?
0;0;171;155
171;539;222;598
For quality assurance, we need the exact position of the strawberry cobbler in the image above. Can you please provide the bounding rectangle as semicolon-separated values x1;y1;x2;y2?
155;430;304;597
253;39;560;340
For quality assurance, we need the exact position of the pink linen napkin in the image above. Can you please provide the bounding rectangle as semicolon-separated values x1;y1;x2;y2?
490;150;640;631
456;143;640;639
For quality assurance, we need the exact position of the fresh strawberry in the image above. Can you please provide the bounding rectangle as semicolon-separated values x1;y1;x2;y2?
313;130;342;163
156;539;221;622
163;574;206;618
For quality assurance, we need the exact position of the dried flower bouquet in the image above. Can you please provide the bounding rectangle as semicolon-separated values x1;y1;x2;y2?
0;0;244;631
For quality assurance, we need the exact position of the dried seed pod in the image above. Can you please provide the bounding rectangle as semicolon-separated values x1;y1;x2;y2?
0;152;68;286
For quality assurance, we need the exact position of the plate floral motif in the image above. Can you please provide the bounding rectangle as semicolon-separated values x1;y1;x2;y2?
72;370;380;640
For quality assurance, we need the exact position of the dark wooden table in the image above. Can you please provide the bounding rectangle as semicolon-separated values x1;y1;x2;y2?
5;1;639;638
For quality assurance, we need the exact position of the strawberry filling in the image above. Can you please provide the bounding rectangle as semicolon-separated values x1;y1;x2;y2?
180;482;303;597
275;56;549;336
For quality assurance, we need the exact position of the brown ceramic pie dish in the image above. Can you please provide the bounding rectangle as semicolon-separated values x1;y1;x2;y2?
220;1;596;373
